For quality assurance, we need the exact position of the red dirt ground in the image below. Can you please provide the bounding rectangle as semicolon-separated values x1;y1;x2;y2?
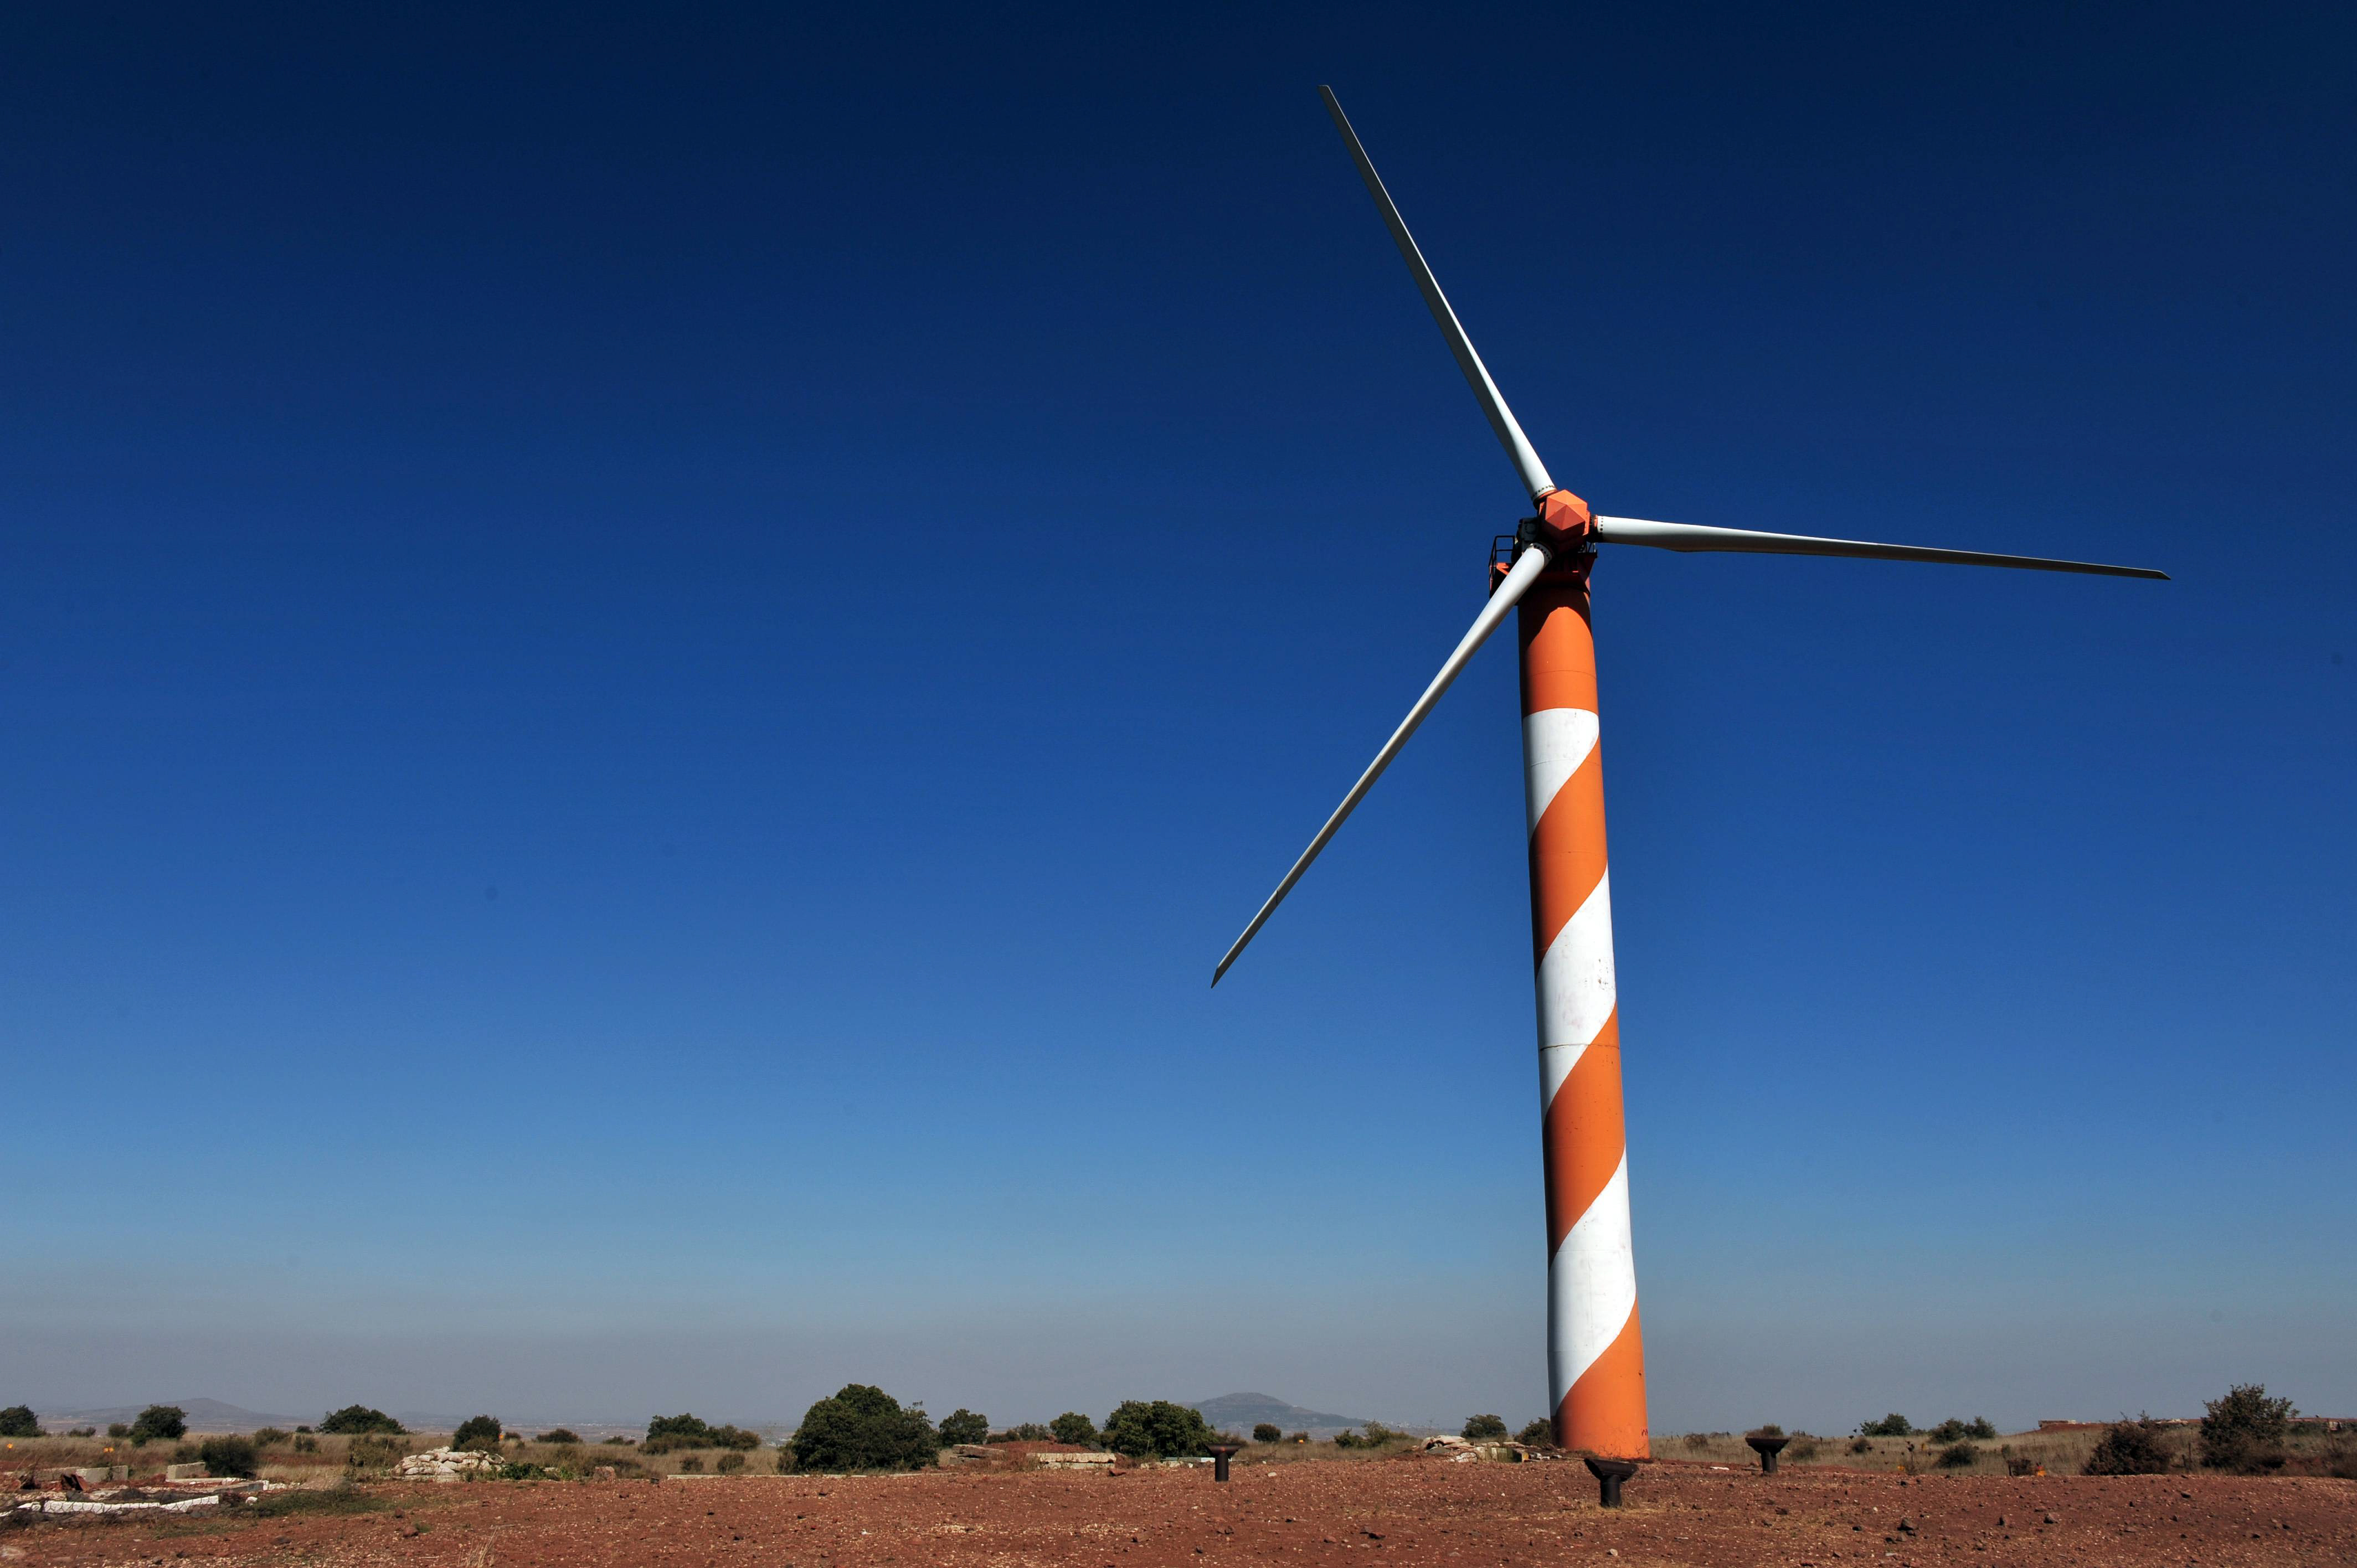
8;1459;2351;1567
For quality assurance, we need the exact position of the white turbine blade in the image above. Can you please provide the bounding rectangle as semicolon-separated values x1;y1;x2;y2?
1591;517;2169;580
1320;85;1555;504
1213;543;1553;986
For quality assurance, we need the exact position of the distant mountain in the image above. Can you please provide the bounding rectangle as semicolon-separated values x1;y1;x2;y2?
1190;1392;1371;1436
37;1399;306;1433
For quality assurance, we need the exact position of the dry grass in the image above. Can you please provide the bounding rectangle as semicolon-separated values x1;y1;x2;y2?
1659;1424;2201;1476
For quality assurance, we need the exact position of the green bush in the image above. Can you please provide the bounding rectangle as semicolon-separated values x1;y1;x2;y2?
343;1435;407;1472
2085;1417;2175;1476
1964;1417;1998;1440
0;1405;40;1438
1332;1430;1360;1448
538;1428;580;1445
107;1423;131;1438
199;1436;260;1478
715;1451;747;1473
320;1406;406;1436
1101;1400;1215;1459
1516;1420;1553;1446
1749;1424;1785;1438
292;1435;319;1453
1463;1414;1509;1441
603;1435;635;1445
2200;1384;2294;1473
1935;1441;1978;1469
1787;1436;1821;1462
1858;1414;1913;1437
253;1427;290;1446
789;1385;939;1473
992;1423;1052;1442
644;1414;760;1454
938;1409;989;1446
678;1454;704;1472
1252;1423;1283;1444
67;1427;95;1438
1049;1412;1099;1447
452;1416;503;1452
1928;1419;1968;1443
1849;1436;1874;1454
130;1405;188;1443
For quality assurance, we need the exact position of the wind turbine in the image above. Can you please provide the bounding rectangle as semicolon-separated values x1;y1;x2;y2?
1213;87;2165;1486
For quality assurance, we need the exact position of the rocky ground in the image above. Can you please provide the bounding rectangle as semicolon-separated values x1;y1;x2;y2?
6;1457;2350;1566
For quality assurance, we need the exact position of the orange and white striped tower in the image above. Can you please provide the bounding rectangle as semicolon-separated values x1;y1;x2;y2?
1520;489;1648;1459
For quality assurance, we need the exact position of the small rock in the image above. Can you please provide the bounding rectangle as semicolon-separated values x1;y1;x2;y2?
2042;1512;2058;1525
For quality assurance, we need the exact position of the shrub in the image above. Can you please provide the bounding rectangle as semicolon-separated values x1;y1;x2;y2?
1332;1430;1360;1448
452;1416;503;1452
1849;1436;1874;1454
1928;1419;1967;1443
1749;1424;1785;1438
715;1451;747;1473
0;1406;40;1438
539;1429;580;1445
1516;1420;1553;1447
1252;1423;1283;1445
991;1423;1052;1442
1288;1432;1309;1445
1936;1441;1979;1469
603;1435;635;1445
344;1435;407;1472
789;1385;939;1473
68;1427;95;1438
1787;1436;1821;1462
678;1454;704;1472
292;1435;319;1453
253;1427;290;1446
1858;1414;1913;1437
130;1405;188;1443
2085;1416;2175;1476
1100;1400;1216;1459
938;1410;989;1446
1964;1417;1998;1440
1049;1412;1099;1447
1463;1415;1509;1442
1682;1432;1710;1451
294;1425;312;1434
107;1423;132;1438
2201;1384;2294;1473
198;1436;260;1478
320;1406;405;1436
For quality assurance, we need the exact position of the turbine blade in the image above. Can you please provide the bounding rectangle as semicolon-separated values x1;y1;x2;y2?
1213;544;1554;987
1320;85;1556;504
1591;517;2168;580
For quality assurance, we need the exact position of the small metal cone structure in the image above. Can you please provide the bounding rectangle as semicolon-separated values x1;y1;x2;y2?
1521;549;1648;1458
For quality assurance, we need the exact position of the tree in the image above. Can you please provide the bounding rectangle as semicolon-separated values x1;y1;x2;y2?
1099;1400;1215;1459
1964;1417;1998;1440
130;1405;188;1444
1463;1414;1509;1442
1252;1423;1283;1445
452;1416;503;1452
0;1406;40;1438
789;1385;939;1473
1049;1411;1099;1447
1928;1419;1967;1443
2085;1416;2175;1476
2200;1384;2294;1473
938;1409;989;1446
320;1406;406;1435
1516;1420;1553;1446
1858;1414;1913;1437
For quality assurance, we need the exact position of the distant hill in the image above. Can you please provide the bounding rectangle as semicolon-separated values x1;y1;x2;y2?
1190;1392;1371;1436
37;1399;306;1433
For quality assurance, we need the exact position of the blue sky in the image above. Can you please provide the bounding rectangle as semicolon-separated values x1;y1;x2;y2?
3;2;2351;1436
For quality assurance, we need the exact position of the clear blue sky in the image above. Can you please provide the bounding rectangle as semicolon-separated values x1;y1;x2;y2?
4;2;2351;1436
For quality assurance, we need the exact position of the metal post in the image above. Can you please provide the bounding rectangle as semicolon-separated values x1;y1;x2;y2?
1208;1443;1239;1482
1583;1455;1638;1508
